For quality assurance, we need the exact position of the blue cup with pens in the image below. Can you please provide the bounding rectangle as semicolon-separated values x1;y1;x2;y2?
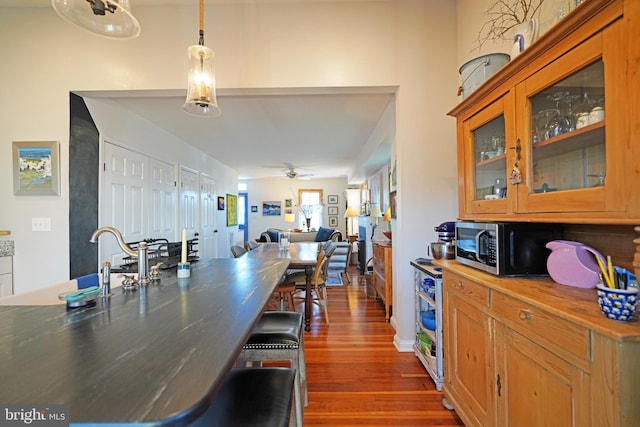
595;256;638;321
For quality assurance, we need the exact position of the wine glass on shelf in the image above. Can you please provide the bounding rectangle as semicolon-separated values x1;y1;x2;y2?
546;92;570;138
536;109;559;142
587;172;606;187
562;93;580;132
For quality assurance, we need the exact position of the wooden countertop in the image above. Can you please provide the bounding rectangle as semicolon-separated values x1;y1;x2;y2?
0;258;290;425
436;259;640;342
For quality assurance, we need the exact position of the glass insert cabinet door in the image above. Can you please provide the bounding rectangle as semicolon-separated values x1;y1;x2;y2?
527;59;605;194
461;95;512;215
514;30;627;216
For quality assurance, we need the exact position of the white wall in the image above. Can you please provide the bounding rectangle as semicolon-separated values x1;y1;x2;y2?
242;177;350;241
0;1;460;349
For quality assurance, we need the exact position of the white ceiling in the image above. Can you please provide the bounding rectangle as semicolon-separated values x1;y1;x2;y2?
2;0;395;182
82;88;395;181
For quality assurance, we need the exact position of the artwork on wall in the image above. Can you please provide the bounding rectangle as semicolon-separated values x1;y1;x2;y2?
13;141;60;196
285;198;292;207
217;196;225;210
251;205;258;213
263;201;281;216
328;194;338;204
227;194;238;226
329;216;338;227
327;206;338;215
390;190;397;219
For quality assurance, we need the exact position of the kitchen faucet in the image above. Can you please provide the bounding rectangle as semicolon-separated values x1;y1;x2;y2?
89;226;150;286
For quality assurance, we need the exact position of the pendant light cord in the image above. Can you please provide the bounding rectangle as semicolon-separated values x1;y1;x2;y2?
198;0;205;46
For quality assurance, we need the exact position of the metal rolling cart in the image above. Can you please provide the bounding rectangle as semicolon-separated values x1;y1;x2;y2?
410;258;444;391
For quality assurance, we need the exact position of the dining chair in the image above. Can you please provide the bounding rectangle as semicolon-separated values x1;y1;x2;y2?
231;245;248;258
285;242;335;324
244;240;259;251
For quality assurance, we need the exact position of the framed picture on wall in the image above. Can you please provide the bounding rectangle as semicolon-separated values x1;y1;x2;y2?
390;190;397;219
263;201;281;216
329;216;338;227
251;205;258;213
327;206;338;215
328;194;338;204
217;196;225;210
227;194;238;226
285;198;292;207
13;141;60;196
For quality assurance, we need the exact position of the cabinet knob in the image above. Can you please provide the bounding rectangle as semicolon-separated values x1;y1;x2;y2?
457;281;465;289
518;309;532;320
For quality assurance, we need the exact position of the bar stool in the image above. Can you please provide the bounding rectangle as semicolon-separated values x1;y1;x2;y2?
237;311;307;427
189;367;296;427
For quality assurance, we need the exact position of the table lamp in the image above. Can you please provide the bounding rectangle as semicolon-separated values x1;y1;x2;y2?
344;206;359;236
383;207;392;228
284;213;296;231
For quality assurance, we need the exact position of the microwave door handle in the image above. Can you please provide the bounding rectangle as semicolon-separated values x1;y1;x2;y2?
474;230;487;262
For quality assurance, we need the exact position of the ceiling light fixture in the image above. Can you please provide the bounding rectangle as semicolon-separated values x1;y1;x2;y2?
182;0;221;118
51;0;140;39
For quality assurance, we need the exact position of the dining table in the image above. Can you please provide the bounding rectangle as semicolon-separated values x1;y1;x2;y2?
245;242;321;331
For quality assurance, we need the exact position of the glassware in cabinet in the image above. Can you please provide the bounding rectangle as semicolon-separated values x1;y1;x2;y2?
460;94;514;216
515;29;628;217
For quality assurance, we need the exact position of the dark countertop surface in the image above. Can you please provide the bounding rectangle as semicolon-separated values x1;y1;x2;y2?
0;258;290;426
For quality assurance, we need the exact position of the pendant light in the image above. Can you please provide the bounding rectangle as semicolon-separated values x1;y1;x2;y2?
183;0;222;118
51;0;140;39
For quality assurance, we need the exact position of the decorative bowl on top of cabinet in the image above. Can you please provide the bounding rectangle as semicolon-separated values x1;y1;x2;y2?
448;0;640;224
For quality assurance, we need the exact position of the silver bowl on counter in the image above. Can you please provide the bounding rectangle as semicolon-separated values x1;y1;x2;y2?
430;241;456;260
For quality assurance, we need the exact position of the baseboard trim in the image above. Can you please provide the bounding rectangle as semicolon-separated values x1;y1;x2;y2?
393;334;414;352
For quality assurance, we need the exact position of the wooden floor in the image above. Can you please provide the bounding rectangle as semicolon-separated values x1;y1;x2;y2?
299;266;465;426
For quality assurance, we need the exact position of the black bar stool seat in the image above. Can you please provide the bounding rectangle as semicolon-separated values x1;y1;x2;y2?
190;367;296;427
238;311;307;427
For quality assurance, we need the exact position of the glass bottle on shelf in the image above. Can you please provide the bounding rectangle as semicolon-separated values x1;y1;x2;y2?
528;60;605;193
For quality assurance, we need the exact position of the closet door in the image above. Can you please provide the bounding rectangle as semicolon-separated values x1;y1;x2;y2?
102;142;147;267
149;158;177;240
180;166;199;240
199;174;218;258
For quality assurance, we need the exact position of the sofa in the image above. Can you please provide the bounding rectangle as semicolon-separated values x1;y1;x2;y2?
259;227;342;243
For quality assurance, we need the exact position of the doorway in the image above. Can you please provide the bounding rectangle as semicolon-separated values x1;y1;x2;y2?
238;192;248;243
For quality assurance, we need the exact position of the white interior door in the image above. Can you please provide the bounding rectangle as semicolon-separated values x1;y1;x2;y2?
149;158;177;240
180;166;199;240
102;142;147;267
200;174;218;258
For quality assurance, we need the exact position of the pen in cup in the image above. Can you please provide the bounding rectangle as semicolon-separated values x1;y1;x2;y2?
596;256;614;288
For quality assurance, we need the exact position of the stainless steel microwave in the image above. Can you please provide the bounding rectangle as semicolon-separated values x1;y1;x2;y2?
455;221;563;276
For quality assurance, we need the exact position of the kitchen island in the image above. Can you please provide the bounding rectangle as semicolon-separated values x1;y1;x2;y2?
0;257;290;426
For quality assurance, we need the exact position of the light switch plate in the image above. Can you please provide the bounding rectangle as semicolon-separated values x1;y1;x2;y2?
32;217;51;232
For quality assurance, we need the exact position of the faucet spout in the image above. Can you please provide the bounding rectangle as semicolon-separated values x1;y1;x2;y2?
90;226;137;258
90;226;150;286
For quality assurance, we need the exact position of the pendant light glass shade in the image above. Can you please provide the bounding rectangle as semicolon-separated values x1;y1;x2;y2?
51;0;140;39
183;44;222;117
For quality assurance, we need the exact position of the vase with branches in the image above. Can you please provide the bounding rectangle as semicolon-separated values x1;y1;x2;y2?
475;0;545;51
299;204;317;231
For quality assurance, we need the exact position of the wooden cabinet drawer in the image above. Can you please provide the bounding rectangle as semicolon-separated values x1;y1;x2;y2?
491;291;590;364
443;271;489;308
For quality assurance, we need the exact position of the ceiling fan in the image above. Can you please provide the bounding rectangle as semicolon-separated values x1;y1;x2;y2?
265;162;314;179
284;167;314;180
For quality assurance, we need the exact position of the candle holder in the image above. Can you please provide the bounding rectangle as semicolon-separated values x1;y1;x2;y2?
177;262;191;278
